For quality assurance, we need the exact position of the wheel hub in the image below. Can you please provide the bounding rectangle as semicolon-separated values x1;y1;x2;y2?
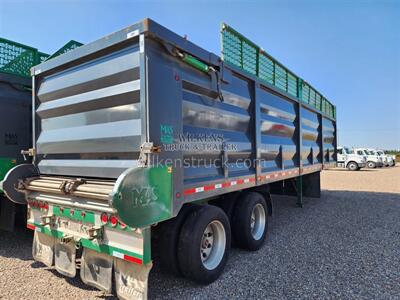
200;220;226;270
250;203;266;240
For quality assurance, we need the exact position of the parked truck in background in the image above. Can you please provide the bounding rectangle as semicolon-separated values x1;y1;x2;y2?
2;19;337;299
376;149;395;167
0;38;43;231
355;148;383;168
337;146;366;171
0;38;83;231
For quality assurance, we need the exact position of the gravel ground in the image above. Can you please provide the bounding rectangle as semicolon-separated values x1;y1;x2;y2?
1;166;399;299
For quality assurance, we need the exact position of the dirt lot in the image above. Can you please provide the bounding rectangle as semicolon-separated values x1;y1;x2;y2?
1;167;399;299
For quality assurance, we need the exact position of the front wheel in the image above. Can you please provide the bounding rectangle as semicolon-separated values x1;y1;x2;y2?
367;161;376;168
347;162;359;171
178;205;231;284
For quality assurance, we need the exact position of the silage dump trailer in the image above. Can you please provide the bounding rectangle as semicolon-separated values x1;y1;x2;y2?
2;19;337;299
0;38;82;231
0;38;48;230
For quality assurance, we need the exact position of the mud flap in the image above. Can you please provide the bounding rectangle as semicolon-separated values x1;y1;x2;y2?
80;248;113;293
114;258;152;300
32;231;55;267
55;240;76;278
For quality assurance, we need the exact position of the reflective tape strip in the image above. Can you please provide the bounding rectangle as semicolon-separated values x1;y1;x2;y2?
113;250;143;265
183;168;311;196
195;187;204;193
27;223;42;232
112;251;124;259
184;176;255;196
27;224;35;231
303;164;322;172
123;254;143;265
260;169;300;181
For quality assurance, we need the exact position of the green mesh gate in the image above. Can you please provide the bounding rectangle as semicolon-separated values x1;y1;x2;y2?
1;38;83;79
221;24;336;119
0;38;49;78
46;40;83;61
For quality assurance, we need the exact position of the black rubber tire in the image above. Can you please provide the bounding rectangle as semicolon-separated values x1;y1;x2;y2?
177;205;231;284
347;162;359;171
367;161;376;168
232;192;268;251
151;204;200;276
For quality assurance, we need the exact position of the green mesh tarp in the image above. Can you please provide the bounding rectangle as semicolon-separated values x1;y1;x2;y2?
221;24;335;119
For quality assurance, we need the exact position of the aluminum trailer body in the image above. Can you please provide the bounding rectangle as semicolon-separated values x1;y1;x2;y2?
0;72;32;230
2;19;337;299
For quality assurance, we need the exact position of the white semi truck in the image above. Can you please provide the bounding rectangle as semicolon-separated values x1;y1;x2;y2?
337;146;366;171
355;148;383;168
376;150;395;167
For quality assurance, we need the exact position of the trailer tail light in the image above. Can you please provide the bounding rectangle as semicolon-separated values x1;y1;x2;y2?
101;213;109;225
110;215;118;227
43;203;49;211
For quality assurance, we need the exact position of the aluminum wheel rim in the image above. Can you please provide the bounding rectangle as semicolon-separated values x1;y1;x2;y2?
250;203;266;240
200;220;226;270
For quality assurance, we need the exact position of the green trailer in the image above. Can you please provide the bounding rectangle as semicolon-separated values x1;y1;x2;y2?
0;38;82;231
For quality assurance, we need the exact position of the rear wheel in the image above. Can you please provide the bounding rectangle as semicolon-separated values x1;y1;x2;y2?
347;162;359;171
178;205;230;284
232;192;268;251
367;161;376;168
152;204;200;276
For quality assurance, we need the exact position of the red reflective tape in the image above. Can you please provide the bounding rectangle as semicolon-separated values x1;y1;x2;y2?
184;176;256;196
222;182;230;188
184;188;196;196
204;185;215;191
124;254;142;265
27;224;35;231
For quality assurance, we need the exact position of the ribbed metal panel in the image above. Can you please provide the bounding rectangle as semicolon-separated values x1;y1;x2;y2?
322;118;336;163
181;77;252;184
301;108;321;166
35;45;141;178
258;87;297;172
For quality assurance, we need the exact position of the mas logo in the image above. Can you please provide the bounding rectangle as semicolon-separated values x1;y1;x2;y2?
160;124;173;144
131;187;158;208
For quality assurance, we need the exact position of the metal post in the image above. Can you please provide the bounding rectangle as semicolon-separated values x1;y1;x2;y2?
297;79;303;207
296;175;303;207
